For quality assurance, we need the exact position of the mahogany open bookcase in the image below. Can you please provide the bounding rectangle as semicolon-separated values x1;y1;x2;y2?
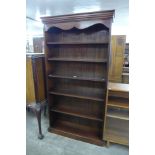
41;10;115;146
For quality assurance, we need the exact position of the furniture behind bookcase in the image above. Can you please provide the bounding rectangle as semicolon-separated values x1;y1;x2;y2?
26;54;47;139
122;43;129;83
104;82;129;146
109;35;126;83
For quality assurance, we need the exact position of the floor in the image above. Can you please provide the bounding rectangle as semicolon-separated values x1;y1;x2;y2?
26;111;129;155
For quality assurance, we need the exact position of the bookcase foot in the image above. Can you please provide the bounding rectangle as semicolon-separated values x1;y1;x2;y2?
106;141;110;147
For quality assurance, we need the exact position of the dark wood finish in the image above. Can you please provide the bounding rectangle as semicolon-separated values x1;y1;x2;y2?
47;41;109;45
48;58;107;63
49;121;104;146
51;95;104;120
49;91;104;102
41;10;114;146
48;74;106;82
41;10;114;30
49;113;104;145
104;82;129;146
51;108;103;122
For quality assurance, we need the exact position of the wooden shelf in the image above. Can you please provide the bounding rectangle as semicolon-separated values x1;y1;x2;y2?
48;58;107;63
107;109;129;120
123;67;129;69
47;41;108;45
104;118;129;145
122;73;129;76
108;82;129;92
108;102;129;109
49;91;104;102
49;120;103;145
123;67;129;73
48;74;106;82
104;128;128;145
107;98;129;109
51;107;103;122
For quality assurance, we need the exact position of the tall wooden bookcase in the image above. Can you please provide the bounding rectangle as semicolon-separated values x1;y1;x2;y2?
41;10;114;146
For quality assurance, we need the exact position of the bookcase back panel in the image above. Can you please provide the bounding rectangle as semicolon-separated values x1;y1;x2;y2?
49;62;107;79
108;96;129;103
47;45;108;60
46;24;109;43
52;96;104;118
51;79;106;98
52;113;102;138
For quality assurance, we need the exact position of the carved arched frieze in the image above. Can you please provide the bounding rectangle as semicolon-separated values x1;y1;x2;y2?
44;19;111;31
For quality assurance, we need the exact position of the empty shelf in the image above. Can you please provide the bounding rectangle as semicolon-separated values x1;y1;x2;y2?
48;58;107;63
104;118;129;145
107;98;129;109
49;91;104;102
48;74;106;82
107;109;129;120
49;120;103;145
47;41;109;45
122;73;129;76
51;107;103;122
104;128;129;145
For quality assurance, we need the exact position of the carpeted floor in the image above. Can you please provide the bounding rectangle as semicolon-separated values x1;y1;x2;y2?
26;111;129;155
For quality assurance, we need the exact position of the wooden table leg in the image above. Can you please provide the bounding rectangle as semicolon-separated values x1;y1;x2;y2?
31;103;44;139
44;102;47;116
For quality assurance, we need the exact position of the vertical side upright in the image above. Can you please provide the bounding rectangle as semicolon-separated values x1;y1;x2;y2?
43;26;52;127
103;19;113;140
